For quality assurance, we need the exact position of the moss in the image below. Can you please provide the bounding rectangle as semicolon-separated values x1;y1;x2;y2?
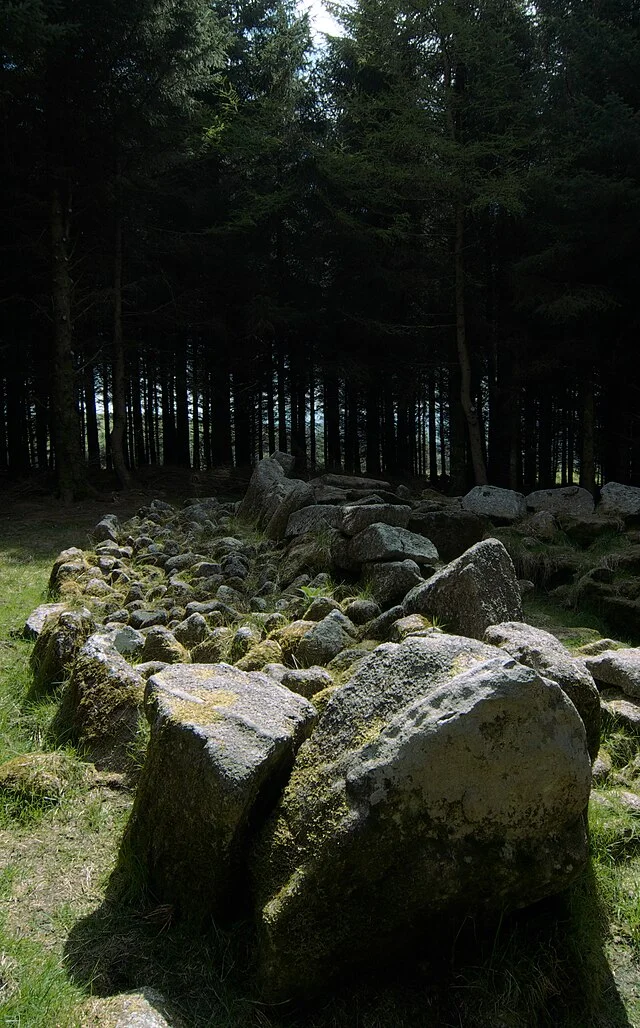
165;687;237;725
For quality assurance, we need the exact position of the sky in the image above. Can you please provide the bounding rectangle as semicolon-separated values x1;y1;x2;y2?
305;0;343;42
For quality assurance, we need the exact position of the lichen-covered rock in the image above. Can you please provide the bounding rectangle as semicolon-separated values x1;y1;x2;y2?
236;456;315;542
254;639;590;1000
269;620;316;664
172;613;209;648
129;609;168;631
296;610;357;667
118;663;316;921
23;602;68;640
462;486;527;522
230;625;263;662
583;648;640;698
82;987;181;1028
285;505;342;538
92;514;120;543
342;598;381;625
598;481;640;518
525;486;594;516
337;505;411;538
364;559;424;608
141;627;190;665
280;532;334;584
30;608;96;693
483;622;601;760
0;751;86;803
403;539;523;639
349;524;439;566
388;614;434;642
53;634;145;769
280;666;333;699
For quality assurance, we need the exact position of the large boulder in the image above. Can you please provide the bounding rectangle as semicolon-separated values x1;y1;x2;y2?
52;633;145;769
296;610;357;667
462;486;527;522
403;539;523;639
285;505;342;538
349;524;439;566
583;648;640;699
525;486;594;516
23;602;67;640
236;456;314;541
598;482;640;518
118;663;316;922
483;622;601;760
254;636;591;1000
407;510;486;563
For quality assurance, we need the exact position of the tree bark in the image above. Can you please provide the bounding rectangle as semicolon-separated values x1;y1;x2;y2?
454;205;488;485
109;202;131;488
580;372;595;493
50;186;84;501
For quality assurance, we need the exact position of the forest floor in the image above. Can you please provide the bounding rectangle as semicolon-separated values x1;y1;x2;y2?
1;483;640;1027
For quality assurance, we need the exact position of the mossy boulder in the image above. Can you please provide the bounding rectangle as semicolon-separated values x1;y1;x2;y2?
53;633;145;770
269;620;315;664
0;751;87;803
254;636;591;1000
30;607;96;693
235;639;284;671
117;663;317;922
140;627;189;665
190;627;233;663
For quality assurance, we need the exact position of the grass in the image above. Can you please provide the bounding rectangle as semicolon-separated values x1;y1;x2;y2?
1;501;640;1026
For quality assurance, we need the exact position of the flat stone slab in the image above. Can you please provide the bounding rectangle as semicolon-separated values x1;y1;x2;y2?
349;523;439;565
338;504;411;538
119;663;317;921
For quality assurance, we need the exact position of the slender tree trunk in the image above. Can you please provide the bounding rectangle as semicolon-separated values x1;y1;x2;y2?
428;372;438;483
0;377;7;469
580;372;595;493
324;370;341;471
50;186;84;500
439;369;447;479
110;199;131;489
83;355;100;469
454;206;488;485
175;345;190;467
145;359;157;465
130;348;146;466
266;356;276;455
192;353;200;471
103;361;112;471
309;361;316;473
365;384;381;476
232;367;252;467
202;368;211;469
277;345;287;452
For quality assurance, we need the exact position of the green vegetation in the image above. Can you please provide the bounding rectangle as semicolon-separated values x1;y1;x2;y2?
1;508;640;1026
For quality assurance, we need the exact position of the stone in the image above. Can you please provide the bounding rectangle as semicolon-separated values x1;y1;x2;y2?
311;473;391;492
483;622;601;760
577;638;625;656
118;663;316;922
53;633;144;769
141;627;189;665
296;610;357;668
268;621;315;664
129;610;168;631
173;613;209;648
254;637;590;1000
403;539;523;640
349;524;439;566
230;625;263;662
342;598;381;625
285;505;342;538
236;456;314;541
190;627;233;664
48;547;89;593
584;649;640;699
364;559;425;610
388;614;434;642
191;561;222;579
235;640;284;672
85;987;181;1028
23;602;67;640
556;514;618;548
522;511;559;542
92;514;120;543
338;504;411;538
30;608;96;693
302;596;342;621
600;690;640;734
105;625;146;658
525;486;595;516
407;510;486;563
599;482;640;518
462;486;527;522
0;751;85;803
280;666;334;699
365;604;406;641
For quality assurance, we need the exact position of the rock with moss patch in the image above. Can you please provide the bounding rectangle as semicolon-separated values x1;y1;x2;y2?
349;524;439;567
254;637;591;1000
598;481;640;518
30;607;96;693
269;620;315;664
48;547;89;593
342;598;381;625
462;486;527;523
407;509;486;563
280;666;334;699
403;539;523;639
526;486;594;516
235;639;284;671
140;627;189;665
388;614;434;642
337;504;411;538
118;663;316;922
0;751;86;803
172;613;209;648
483;622;601;760
83;987;181;1028
190;627;233;663
53;633;145;770
23;602;68;640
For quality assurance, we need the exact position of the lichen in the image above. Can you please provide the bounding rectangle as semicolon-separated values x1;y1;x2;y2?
165;687;237;725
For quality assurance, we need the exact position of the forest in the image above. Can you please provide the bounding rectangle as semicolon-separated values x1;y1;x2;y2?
1;0;639;501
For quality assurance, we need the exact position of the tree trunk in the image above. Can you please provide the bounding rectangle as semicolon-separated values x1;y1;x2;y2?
0;377;7;469
50;186;84;501
428;372;438;483
454;205;488;485
175;345;191;467
83;354;101;469
324;370;341;471
365;384;381;476
580;372;595;493
109;202;131;489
